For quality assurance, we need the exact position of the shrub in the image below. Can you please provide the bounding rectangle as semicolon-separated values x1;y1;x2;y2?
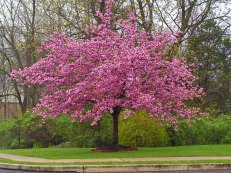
119;110;169;147
167;114;231;146
0;119;15;149
67;113;113;148
207;115;231;144
0;111;73;149
167;117;209;146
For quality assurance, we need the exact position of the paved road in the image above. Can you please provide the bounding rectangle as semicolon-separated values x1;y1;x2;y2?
0;169;72;173
143;171;231;173
1;169;231;173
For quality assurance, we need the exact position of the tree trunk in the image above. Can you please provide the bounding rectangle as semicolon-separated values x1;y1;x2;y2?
111;106;121;147
112;112;119;146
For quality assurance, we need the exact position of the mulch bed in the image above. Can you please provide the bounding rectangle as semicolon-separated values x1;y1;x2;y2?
91;145;138;152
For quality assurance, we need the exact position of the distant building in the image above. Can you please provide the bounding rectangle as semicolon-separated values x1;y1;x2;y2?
0;102;21;119
0;74;22;119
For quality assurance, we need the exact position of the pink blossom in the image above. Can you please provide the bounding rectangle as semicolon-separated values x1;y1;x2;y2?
10;0;204;127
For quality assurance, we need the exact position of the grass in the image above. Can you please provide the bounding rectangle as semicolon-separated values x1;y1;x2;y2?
0;145;231;165
1;145;231;159
0;158;231;166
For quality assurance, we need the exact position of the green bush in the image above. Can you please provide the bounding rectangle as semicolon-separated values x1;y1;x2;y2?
0;119;15;149
167;117;209;146
67;113;113;148
119;110;169;147
0;111;73;149
22;113;72;148
167;114;231;146
2;109;231;149
207;115;231;144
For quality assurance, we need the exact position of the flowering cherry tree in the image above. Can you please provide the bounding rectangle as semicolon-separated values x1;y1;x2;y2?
11;0;204;150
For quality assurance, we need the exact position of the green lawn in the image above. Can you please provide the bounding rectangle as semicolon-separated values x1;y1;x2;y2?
0;145;231;159
1;157;231;166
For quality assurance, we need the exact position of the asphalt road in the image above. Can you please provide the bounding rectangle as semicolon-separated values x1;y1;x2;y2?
0;169;75;173
1;169;231;173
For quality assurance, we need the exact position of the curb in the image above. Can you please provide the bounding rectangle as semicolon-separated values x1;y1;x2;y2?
0;163;231;172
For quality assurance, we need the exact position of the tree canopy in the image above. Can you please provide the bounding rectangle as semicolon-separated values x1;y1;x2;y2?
11;0;204;148
1;0;230;118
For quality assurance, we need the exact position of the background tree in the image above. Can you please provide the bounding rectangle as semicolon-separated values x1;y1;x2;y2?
0;0;41;114
186;20;231;115
152;0;231;42
11;0;204;151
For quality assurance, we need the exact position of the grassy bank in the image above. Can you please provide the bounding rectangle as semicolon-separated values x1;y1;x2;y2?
0;145;231;159
0;158;231;166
